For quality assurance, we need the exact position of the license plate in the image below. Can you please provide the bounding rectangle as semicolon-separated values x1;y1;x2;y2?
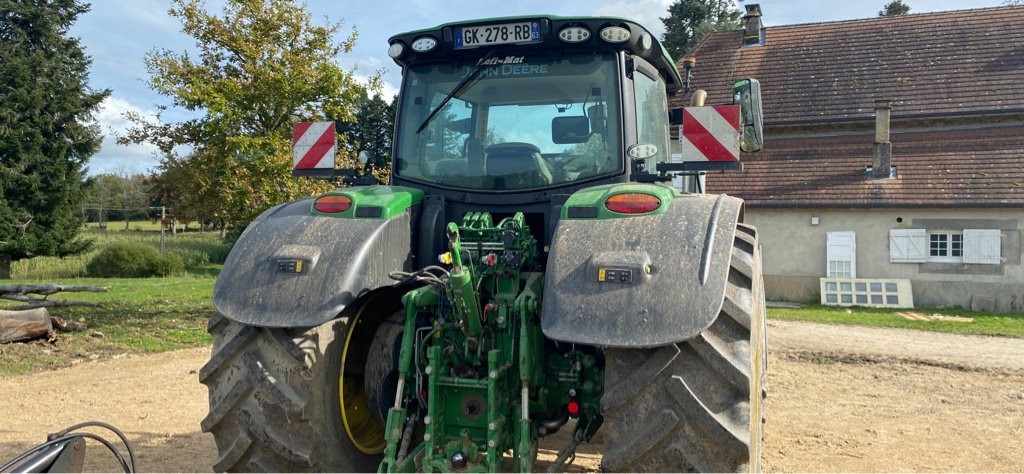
454;21;541;49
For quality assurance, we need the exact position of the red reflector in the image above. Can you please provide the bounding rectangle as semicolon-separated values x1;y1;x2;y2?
314;195;352;213
604;193;661;214
567;401;580;415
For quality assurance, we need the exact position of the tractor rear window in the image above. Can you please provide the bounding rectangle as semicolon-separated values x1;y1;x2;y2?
394;53;622;191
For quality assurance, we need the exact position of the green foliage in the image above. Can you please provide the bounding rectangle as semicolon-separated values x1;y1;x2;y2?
86;241;184;277
661;0;743;60
121;0;376;229
170;247;210;267
879;0;911;16
768;304;1024;338
0;0;110;277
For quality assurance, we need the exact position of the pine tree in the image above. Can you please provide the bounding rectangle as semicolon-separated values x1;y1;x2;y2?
346;93;397;170
661;0;743;60
879;0;912;16
0;0;109;278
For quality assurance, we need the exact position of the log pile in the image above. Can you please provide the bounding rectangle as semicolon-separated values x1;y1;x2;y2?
0;284;108;343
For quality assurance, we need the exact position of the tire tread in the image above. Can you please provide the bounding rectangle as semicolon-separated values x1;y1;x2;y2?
601;224;766;472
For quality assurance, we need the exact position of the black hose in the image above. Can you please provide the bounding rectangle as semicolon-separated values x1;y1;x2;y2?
57;421;137;473
0;421;137;473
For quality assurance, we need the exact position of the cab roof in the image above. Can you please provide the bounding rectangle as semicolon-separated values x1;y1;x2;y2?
387;15;683;93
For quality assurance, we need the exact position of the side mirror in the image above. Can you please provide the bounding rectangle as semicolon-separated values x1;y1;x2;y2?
357;150;371;165
733;78;764;153
551;116;590;144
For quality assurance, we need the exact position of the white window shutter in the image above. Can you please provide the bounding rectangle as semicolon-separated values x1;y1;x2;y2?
889;229;927;262
827;231;856;278
963;229;1001;264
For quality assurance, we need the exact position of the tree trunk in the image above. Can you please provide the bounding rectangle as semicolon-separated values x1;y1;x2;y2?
219;220;226;239
0;308;52;343
0;255;11;280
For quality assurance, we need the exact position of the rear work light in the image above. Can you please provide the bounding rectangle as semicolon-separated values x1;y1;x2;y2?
599;25;631;43
558;26;590;43
411;36;437;52
388;42;405;58
314;195;352;213
604;193;661;214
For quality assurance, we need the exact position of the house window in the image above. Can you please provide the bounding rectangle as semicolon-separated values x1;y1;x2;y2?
890;228;1002;265
928;232;963;261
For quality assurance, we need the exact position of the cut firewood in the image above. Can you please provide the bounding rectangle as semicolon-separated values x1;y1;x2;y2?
0;308;54;343
0;283;107;311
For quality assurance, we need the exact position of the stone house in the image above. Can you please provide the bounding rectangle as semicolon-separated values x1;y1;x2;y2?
672;4;1024;312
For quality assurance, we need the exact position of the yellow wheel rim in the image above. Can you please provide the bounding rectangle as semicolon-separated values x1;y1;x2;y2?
339;305;387;454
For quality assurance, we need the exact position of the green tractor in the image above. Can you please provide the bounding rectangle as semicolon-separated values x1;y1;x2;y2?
200;15;766;473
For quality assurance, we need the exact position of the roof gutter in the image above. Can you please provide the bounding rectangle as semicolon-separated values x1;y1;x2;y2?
765;107;1024;127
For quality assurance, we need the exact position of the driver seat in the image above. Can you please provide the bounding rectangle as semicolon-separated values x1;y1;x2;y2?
484;142;553;189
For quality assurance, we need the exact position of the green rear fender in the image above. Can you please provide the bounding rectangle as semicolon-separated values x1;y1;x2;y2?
213;186;422;328
542;185;744;348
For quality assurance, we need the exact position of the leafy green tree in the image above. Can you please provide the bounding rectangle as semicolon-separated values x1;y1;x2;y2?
879;0;911;16
0;0;109;278
661;0;743;60
122;0;374;230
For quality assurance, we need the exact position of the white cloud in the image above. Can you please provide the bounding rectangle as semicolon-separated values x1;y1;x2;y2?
592;0;674;39
353;73;399;102
88;96;162;176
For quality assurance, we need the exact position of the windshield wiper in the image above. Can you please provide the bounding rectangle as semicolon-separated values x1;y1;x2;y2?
416;50;500;134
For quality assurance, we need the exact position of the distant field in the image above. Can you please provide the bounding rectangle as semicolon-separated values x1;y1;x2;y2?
85;220;217;233
11;223;230;279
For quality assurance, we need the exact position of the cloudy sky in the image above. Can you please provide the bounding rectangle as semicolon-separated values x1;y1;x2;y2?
70;0;1004;175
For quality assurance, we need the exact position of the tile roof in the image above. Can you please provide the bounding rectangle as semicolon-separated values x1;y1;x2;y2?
706;127;1024;208
670;6;1024;123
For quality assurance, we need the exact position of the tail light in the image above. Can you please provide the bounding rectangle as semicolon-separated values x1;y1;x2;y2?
604;193;661;214
314;195;352;213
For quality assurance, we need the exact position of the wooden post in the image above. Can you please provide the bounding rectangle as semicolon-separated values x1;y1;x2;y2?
0;308;53;343
160;206;166;254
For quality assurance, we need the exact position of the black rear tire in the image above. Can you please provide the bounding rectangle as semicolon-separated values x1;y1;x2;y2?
600;223;767;472
200;290;404;472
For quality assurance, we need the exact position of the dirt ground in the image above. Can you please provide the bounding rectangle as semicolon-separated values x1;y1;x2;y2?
1;320;1022;472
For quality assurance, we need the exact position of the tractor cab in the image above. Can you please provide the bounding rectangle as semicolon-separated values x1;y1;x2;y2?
387;16;681;196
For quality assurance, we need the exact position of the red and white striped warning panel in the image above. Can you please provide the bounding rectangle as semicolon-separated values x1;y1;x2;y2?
679;105;740;162
292;121;336;170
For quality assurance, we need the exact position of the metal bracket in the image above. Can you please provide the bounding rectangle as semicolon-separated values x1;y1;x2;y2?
292;167;380;186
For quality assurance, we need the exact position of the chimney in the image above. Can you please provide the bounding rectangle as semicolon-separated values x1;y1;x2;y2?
742;4;763;46
872;99;893;179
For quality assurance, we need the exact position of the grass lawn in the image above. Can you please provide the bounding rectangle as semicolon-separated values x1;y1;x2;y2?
0;273;218;375
2;226;230;375
767;304;1024;338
